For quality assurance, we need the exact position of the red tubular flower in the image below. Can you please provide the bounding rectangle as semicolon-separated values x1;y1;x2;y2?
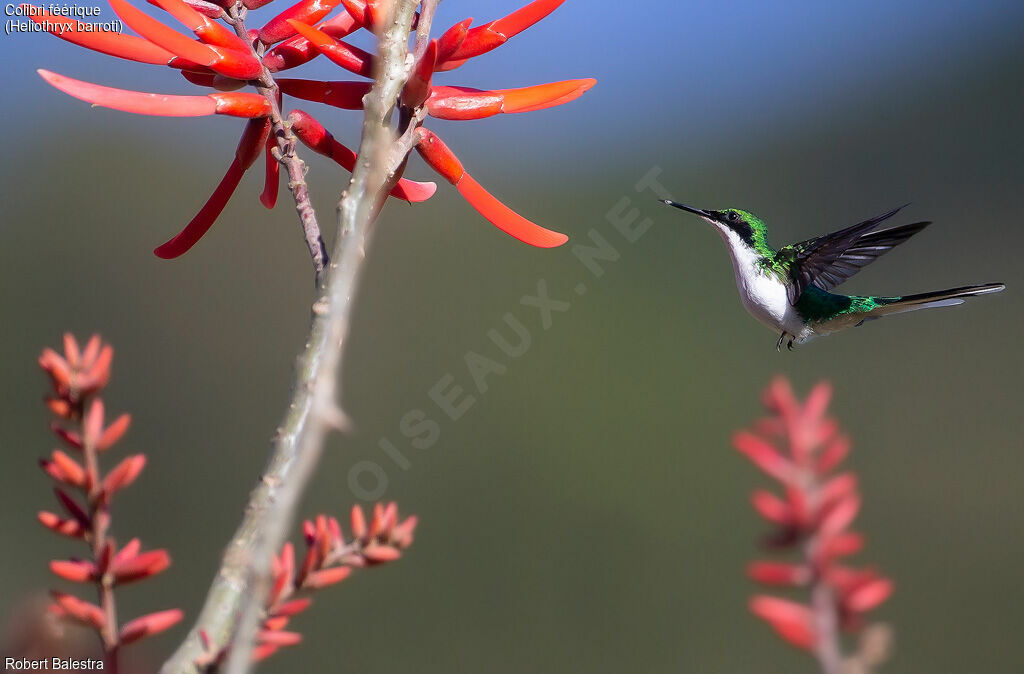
27;7;176;64
277;79;370;109
415;127;568;248
110;0;262;79
259;0;344;45
37;71;269;118
154;118;272;258
425;80;595;120
439;0;567;68
151;0;251;51
285;19;374;77
262;12;359;71
289;110;436;203
435;18;471;63
39;334;112;414
737;378;893;667
37;0;589;257
402;40;436;108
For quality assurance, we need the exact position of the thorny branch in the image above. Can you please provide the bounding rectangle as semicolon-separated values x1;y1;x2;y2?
226;3;328;278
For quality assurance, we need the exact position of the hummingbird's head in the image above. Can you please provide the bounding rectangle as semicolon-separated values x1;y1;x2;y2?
660;201;769;251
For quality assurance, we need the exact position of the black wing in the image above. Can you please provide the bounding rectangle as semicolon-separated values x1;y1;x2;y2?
809;221;931;292
776;205;909;304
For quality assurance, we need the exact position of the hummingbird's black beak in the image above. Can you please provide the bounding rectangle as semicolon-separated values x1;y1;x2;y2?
660;200;713;219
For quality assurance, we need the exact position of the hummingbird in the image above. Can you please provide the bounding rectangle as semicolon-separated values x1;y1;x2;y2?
660;201;1005;350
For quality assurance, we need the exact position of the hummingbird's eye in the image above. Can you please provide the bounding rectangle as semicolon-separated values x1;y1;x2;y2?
728;211;739;222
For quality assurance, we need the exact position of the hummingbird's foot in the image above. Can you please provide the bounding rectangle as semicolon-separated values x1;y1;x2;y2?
776;333;786;352
787;339;794;351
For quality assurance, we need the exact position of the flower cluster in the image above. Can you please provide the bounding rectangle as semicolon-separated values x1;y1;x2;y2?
33;0;593;257
195;502;416;664
735;378;893;670
38;335;182;665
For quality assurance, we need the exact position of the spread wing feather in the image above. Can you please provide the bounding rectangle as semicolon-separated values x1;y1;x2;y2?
809;221;931;292
776;205;913;304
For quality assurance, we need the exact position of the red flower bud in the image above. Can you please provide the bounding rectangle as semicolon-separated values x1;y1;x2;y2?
259;0;344;45
749;596;816;650
119;608;184;644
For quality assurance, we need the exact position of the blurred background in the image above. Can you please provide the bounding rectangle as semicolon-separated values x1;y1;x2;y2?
2;0;1023;671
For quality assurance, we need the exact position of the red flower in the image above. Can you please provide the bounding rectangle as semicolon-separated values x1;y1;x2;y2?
737;378;893;665
33;0;593;257
37;335;181;663
235;502;417;664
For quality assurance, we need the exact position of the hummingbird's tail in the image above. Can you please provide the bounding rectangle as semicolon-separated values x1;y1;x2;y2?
865;283;1005;318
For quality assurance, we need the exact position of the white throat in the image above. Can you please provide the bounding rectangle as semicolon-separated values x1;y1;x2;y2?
706;220;797;336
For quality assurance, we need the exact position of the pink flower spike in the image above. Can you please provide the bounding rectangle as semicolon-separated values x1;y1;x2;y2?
154;118;271;258
749;596;817;650
285;20;373;77
26;6;175;64
119;609;184;645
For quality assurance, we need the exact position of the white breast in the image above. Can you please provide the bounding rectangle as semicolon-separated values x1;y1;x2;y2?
715;227;800;335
